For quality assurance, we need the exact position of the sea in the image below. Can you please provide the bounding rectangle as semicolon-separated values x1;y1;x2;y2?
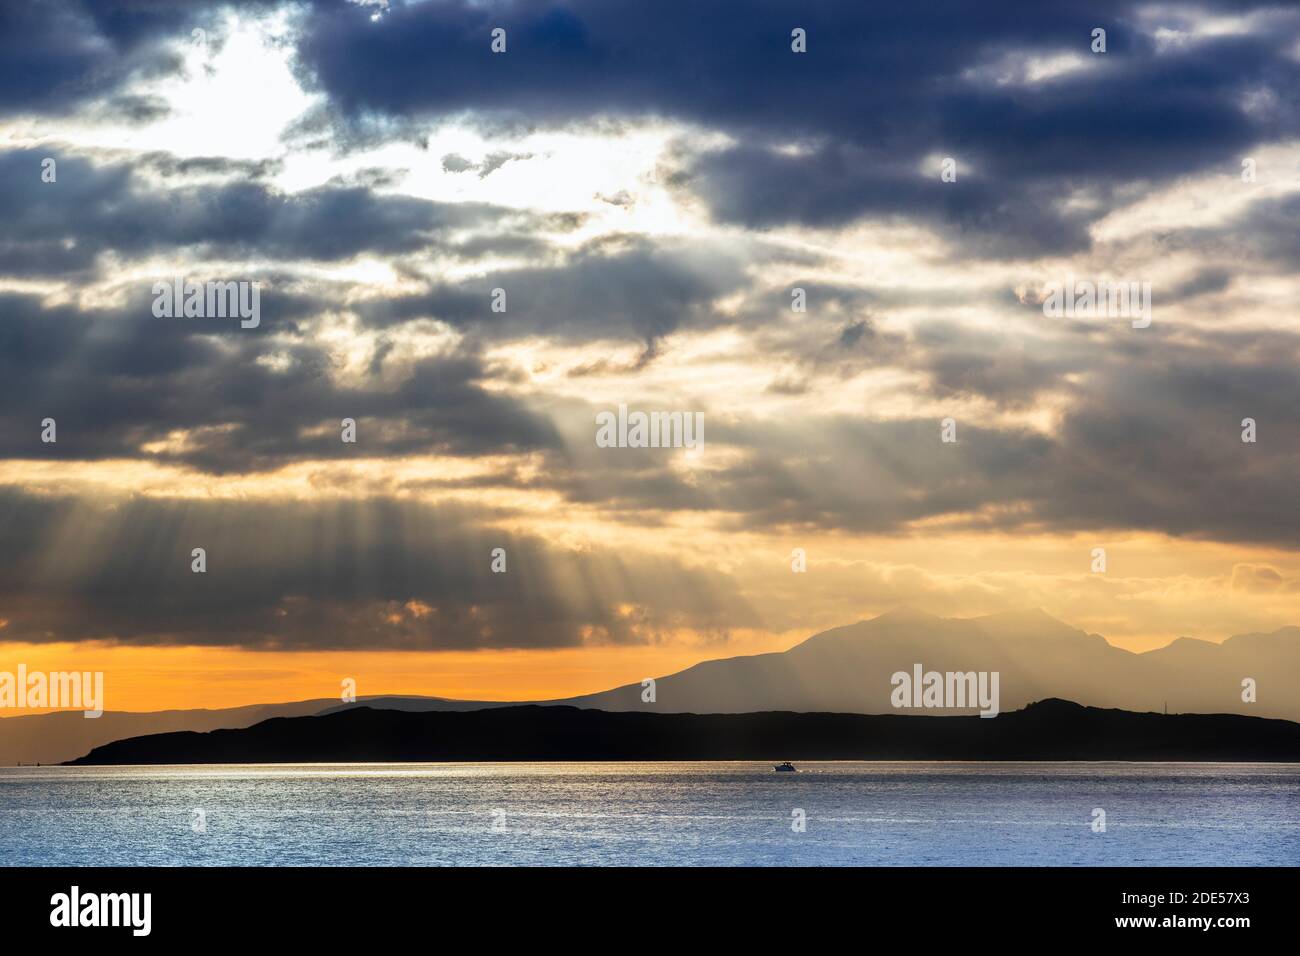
1;761;1297;866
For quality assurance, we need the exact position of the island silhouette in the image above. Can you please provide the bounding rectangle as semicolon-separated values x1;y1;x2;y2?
65;699;1300;764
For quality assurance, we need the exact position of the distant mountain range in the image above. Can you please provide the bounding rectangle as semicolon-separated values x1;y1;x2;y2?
551;608;1300;720
0;696;475;767
67;699;1300;764
5;608;1298;765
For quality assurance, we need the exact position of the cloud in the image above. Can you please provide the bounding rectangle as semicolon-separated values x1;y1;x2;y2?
292;0;1300;252
0;147;557;277
0;2;180;117
3;0;1299;661
0;490;759;649
441;150;535;178
0;291;561;472
359;235;750;346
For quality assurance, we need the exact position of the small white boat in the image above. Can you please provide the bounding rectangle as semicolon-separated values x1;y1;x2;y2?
773;761;797;772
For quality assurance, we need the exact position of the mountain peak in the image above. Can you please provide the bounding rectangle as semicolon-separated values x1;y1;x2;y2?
1021;697;1088;714
870;606;940;623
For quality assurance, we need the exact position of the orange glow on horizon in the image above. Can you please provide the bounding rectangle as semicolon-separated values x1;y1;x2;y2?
0;638;799;717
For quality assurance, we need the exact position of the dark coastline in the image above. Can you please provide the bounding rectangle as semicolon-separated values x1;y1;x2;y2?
64;698;1300;765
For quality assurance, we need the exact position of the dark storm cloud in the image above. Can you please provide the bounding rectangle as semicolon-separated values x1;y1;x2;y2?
0;491;758;649
292;0;1300;253
678;143;1099;257
673;18;1299;252
0;0;288;118
0;291;560;471
0;1;177;117
0;148;553;278
8;2;1297;257
296;0;1136;134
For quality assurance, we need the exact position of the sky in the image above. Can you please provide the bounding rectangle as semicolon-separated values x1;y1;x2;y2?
2;0;1300;713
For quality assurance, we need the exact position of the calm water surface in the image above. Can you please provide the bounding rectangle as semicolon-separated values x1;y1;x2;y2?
1;762;1296;866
